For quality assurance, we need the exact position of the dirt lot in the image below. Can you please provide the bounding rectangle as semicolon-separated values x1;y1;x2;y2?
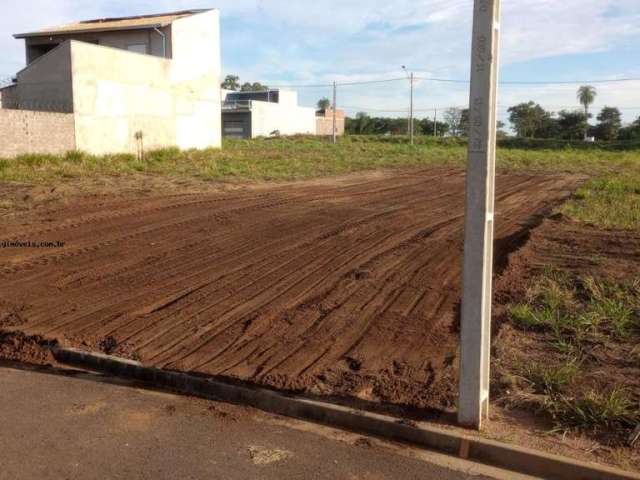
0;168;580;411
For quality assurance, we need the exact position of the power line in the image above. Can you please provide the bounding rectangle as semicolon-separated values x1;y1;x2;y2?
261;75;640;89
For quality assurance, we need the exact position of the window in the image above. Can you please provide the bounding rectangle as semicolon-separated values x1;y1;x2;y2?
127;43;147;54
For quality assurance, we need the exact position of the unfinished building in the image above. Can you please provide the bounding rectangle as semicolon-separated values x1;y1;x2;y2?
0;10;222;157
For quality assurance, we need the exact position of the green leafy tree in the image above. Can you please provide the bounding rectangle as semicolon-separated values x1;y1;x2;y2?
317;98;331;110
507;102;553;138
557;110;588;140
353;112;372;134
577;85;597;139
459;109;470;137
594;106;622;141
496;121;509;139
619;116;640;141
419;117;449;136
221;75;240;91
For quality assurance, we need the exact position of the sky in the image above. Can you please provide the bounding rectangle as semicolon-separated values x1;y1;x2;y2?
1;0;640;126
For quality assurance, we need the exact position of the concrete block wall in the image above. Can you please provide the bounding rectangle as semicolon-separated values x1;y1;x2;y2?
0;109;75;157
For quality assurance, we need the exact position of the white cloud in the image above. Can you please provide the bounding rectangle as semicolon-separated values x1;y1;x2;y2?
1;1;638;122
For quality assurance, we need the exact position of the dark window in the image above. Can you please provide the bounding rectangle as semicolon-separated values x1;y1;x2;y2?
28;43;60;63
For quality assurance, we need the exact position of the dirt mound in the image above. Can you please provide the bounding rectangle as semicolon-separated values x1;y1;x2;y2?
0;168;580;410
0;330;57;365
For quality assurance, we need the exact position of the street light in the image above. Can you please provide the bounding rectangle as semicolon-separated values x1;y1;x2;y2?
402;66;415;145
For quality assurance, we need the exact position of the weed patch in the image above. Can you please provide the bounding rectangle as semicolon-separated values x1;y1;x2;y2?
500;270;640;441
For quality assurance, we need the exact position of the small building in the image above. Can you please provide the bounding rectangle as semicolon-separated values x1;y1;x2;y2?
316;108;345;137
1;10;222;157
221;89;316;139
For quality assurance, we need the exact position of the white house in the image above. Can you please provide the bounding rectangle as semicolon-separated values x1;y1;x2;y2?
221;89;317;138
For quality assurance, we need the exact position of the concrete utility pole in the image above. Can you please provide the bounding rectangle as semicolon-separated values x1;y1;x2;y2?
433;108;437;136
402;66;415;145
410;72;415;145
458;0;501;430
332;81;337;144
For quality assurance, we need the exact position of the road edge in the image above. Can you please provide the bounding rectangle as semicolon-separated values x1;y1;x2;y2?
52;347;640;480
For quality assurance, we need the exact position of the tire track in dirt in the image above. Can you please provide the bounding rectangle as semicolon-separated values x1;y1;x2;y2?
0;168;580;410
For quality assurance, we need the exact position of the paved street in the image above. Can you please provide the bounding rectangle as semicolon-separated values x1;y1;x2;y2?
0;364;530;480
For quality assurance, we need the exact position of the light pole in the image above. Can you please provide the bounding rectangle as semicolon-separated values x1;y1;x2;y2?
402;66;414;145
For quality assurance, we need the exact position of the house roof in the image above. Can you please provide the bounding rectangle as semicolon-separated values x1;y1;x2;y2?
14;9;211;39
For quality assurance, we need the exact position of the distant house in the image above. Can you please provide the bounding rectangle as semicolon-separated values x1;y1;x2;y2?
1;10;221;157
221;89;317;139
316;108;345;137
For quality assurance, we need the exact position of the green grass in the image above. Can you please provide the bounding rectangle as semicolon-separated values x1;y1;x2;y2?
509;273;639;352
506;272;640;436
547;389;640;434
1;135;639;184
520;359;580;395
562;173;640;229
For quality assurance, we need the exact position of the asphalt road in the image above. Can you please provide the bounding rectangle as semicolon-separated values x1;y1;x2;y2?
0;364;530;480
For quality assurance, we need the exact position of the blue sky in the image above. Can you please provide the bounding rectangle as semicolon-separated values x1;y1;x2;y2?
2;0;640;125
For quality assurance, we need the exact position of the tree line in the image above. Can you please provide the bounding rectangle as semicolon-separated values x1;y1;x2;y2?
344;86;640;142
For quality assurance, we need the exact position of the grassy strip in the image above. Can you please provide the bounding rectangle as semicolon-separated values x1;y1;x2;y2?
1;136;639;184
503;270;640;438
2;136;639;229
561;173;640;230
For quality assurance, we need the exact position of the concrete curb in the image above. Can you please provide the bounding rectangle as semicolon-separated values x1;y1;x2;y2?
52;347;640;480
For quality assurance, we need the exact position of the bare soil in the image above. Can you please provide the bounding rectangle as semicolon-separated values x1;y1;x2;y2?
0;168;580;411
491;215;640;471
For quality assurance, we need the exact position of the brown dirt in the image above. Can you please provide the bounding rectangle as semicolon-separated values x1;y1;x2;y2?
490;215;640;471
0;167;580;411
0;330;56;365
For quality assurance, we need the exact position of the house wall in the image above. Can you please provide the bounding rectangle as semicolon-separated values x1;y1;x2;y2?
69;9;221;155
14;42;74;112
70;40;176;154
316;109;346;136
6;10;221;156
250;100;317;138
24;26;171;64
0;109;75;157
169;9;221;150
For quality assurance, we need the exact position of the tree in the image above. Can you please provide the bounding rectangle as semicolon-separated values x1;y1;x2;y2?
353;112;372;134
419;117;449;136
220;75;240;91
496;121;508;139
619;116;640;141
459;109;470;137
507;102;553;138
317;98;331;110
577;85;597;139
443;108;464;136
240;82;269;92
557;110;588;140
594;106;622;141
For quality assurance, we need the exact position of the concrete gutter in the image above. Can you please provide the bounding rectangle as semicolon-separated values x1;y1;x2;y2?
52;347;640;480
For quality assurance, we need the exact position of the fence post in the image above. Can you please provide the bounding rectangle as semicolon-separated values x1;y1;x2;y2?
458;0;502;430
